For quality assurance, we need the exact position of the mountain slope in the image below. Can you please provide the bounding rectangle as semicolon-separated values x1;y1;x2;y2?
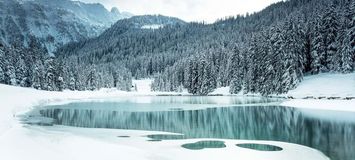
0;0;132;52
57;15;188;76
56;0;354;95
1;0;354;94
56;0;316;78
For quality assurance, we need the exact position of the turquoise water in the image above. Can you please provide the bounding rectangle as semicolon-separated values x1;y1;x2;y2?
24;96;355;160
236;143;283;151
182;141;226;150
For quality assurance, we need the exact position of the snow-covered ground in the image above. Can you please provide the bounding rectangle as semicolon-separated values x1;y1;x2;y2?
132;79;190;95
210;87;230;95
132;79;154;93
286;73;355;99
281;73;355;112
0;82;330;160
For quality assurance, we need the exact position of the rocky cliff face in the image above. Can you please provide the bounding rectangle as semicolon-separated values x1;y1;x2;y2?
0;0;132;53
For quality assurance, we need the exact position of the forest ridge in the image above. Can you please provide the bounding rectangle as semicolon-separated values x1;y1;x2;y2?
0;0;354;96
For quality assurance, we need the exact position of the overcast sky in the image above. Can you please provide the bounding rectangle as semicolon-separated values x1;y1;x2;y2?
79;0;283;23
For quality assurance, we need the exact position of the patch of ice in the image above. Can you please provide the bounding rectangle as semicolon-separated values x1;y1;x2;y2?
281;99;355;112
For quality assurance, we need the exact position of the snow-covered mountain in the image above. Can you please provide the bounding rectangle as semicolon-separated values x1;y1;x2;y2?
0;0;132;52
57;15;186;56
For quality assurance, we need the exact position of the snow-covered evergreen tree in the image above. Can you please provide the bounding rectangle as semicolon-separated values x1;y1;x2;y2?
280;19;303;93
311;17;327;74
44;56;56;91
339;0;355;73
16;58;28;87
0;47;5;84
323;4;340;71
68;76;76;91
5;65;17;86
86;67;98;91
55;60;65;91
31;60;44;90
228;46;243;94
198;56;216;95
0;66;4;83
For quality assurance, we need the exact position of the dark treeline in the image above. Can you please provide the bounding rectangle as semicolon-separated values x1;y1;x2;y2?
0;39;64;91
0;0;134;91
0;39;132;91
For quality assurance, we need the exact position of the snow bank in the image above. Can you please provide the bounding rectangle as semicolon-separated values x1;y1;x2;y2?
287;73;355;98
210;87;230;95
132;79;190;95
281;73;355;112
132;79;154;93
282;99;355;112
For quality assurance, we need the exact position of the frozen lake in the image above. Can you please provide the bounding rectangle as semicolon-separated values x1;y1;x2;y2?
23;96;355;160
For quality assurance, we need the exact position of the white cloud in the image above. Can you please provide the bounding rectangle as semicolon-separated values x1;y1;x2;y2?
79;0;283;23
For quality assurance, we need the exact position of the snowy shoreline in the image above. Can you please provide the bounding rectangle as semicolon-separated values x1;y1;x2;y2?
0;84;332;160
1;73;355;133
